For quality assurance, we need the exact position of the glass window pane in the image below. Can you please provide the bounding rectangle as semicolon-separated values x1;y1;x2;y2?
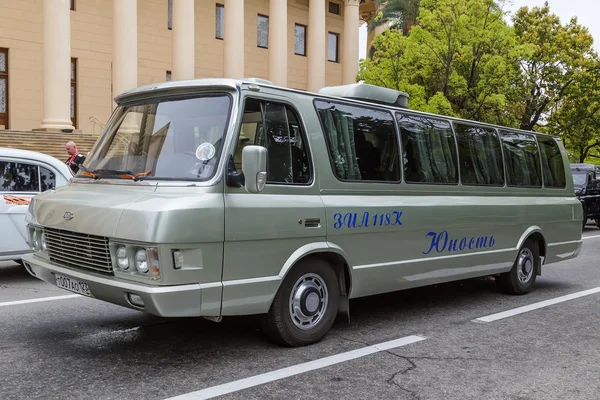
328;33;338;62
294;25;306;55
0;162;40;192
454;123;504;186
315;100;400;182
257;15;269;48
500;131;542;187
234;98;311;184
216;5;224;39
538;137;566;188
40;167;56;191
397;113;458;184
71;60;75;81
168;0;172;29
71;86;75;118
0;51;6;72
0;78;6;113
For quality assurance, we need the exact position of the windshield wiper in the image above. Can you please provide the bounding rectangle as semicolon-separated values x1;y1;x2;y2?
78;165;133;180
119;170;152;182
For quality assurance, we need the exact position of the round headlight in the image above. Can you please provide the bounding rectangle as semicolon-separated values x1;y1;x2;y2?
135;249;148;273
40;232;47;252
116;247;129;270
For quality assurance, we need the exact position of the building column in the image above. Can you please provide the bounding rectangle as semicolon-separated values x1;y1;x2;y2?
268;0;287;86
40;0;73;130
366;24;386;57
172;0;195;80
223;0;244;79
307;0;326;92
342;0;360;84
113;0;138;99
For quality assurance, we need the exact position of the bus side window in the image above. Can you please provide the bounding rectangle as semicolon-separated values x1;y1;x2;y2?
396;113;458;184
499;130;542;188
454;123;504;187
537;137;566;188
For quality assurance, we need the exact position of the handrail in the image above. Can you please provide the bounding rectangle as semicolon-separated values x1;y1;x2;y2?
89;116;105;136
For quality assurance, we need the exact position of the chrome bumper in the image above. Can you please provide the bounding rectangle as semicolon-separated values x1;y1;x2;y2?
21;254;209;317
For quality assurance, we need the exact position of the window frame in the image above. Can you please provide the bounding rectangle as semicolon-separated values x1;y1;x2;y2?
396;111;460;186
0;159;58;193
71;58;77;128
0;48;8;130
234;95;314;187
294;24;307;56
70;0;75;11
257;14;269;49
328;2;341;15
452;121;506;188
216;4;224;40
327;32;339;63
499;128;543;189
313;98;402;184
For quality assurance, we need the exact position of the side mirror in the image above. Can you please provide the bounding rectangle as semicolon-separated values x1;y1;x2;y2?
241;145;267;193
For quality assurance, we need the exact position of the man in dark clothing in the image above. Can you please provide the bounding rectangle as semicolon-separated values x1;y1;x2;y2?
65;141;85;174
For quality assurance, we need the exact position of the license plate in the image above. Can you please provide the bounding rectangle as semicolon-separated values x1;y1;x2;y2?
54;274;92;297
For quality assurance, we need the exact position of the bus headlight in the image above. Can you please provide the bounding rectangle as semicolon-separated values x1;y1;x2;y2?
135;249;148;273
40;232;47;252
116;246;129;270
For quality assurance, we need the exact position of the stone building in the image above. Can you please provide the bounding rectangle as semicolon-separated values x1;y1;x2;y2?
0;0;382;135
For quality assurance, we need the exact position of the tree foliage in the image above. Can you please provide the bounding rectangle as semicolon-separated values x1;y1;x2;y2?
358;0;600;164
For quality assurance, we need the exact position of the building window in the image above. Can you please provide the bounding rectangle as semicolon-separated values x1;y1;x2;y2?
216;4;224;39
70;0;75;11
168;0;172;30
71;58;77;128
257;14;269;48
294;24;307;56
166;70;172;81
0;48;8;129
328;32;339;62
328;2;340;15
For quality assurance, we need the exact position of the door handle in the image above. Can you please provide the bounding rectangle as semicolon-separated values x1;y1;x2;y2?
304;218;321;228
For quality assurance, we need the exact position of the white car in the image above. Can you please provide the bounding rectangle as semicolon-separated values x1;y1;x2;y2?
0;148;72;263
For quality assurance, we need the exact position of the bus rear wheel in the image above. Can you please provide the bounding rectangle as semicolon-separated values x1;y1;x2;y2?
496;239;539;295
261;258;339;347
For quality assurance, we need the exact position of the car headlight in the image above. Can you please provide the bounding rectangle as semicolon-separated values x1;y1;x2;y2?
116;246;129;270
32;233;40;251
135;249;148;273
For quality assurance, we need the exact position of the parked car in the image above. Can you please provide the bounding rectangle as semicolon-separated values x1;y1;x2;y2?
571;163;600;230
0;148;72;264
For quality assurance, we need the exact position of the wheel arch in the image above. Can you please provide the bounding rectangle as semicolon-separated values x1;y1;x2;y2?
516;226;547;273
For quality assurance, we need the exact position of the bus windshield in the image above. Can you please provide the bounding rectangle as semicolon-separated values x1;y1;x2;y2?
79;94;232;181
572;172;587;190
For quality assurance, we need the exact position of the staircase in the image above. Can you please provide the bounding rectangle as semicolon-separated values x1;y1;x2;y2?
0;130;100;161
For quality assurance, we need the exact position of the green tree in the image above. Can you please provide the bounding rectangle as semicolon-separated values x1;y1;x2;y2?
511;2;597;131
368;0;421;36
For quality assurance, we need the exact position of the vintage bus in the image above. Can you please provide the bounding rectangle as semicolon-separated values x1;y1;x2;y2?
21;78;583;347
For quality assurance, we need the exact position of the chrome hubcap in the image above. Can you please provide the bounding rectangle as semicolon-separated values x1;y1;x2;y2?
517;248;534;284
289;273;328;330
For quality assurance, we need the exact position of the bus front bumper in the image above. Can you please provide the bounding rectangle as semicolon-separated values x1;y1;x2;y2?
21;254;212;317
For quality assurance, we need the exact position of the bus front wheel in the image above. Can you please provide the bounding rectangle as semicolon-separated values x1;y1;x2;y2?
261;258;339;347
496;239;539;295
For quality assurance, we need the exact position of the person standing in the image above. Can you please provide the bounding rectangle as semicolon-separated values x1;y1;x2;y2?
65;141;85;174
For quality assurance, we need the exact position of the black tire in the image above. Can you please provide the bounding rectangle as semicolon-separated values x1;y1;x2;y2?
261;258;339;347
596;219;600;229
496;239;539;295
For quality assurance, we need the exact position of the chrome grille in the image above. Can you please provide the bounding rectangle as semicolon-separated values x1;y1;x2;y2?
44;227;113;275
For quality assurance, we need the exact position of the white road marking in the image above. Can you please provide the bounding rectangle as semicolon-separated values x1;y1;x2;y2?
582;234;600;240
164;335;427;400
0;294;80;308
474;287;600;323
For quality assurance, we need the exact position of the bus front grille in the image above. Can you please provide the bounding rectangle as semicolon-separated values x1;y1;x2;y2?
44;227;114;275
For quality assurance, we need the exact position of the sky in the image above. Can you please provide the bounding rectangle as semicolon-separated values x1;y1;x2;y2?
358;0;600;60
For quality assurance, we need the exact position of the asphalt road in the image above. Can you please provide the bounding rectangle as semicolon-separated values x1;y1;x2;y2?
1;228;599;400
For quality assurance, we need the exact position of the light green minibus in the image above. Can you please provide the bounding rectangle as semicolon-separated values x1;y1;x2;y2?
22;78;583;347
